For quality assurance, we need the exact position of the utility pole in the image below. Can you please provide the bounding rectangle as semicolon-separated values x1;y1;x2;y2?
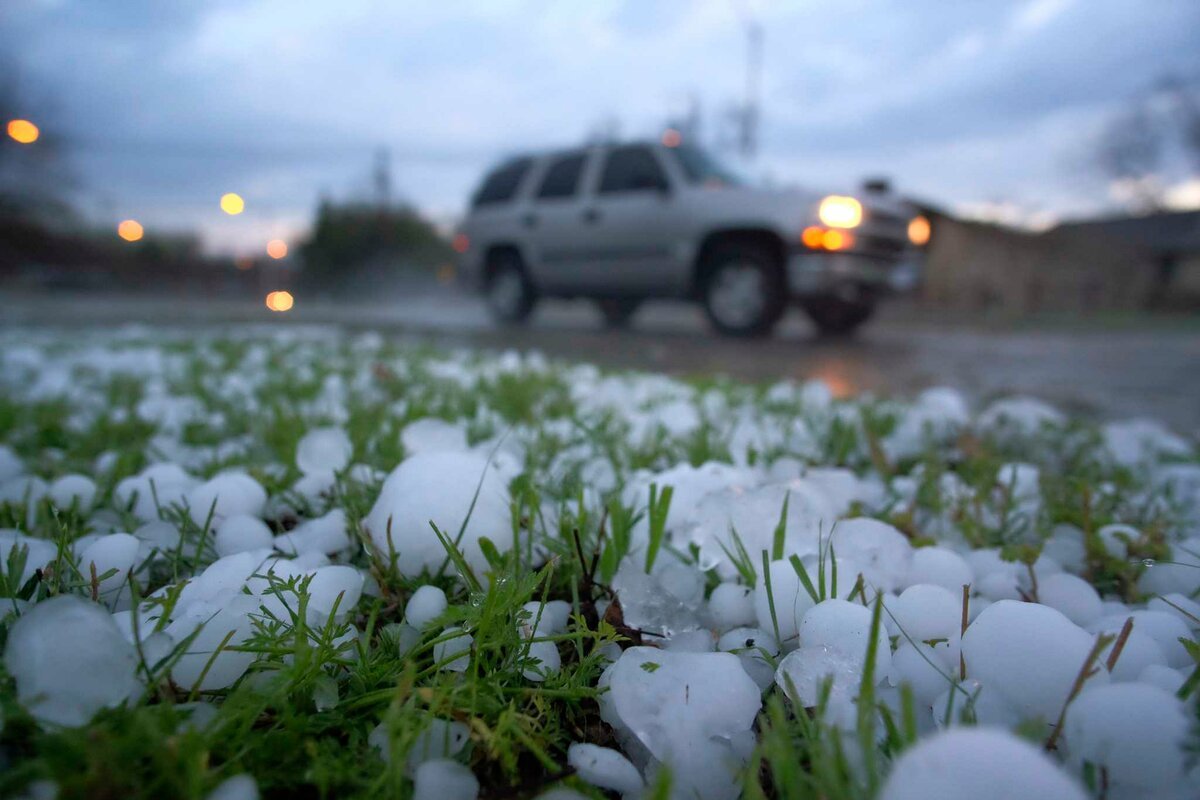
373;147;391;209
740;19;762;158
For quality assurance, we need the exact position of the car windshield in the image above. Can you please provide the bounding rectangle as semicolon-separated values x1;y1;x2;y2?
669;144;746;188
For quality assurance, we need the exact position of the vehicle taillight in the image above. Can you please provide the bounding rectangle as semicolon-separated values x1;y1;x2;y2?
452;233;470;254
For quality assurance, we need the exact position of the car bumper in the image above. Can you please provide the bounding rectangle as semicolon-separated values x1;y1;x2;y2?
786;250;921;297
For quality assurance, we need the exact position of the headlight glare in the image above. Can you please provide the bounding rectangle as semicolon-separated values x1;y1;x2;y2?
818;195;863;229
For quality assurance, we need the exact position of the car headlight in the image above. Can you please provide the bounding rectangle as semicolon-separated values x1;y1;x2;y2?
818;195;862;229
907;215;931;246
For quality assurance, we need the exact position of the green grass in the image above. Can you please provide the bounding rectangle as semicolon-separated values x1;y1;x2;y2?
0;328;1196;799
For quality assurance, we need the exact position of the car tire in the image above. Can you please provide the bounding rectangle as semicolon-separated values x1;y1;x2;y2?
484;252;537;324
595;298;641;328
803;296;875;337
699;242;786;337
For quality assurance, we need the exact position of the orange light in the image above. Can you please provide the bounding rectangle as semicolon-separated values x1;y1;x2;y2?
6;119;39;144
266;239;288;259
436;263;456;284
451;233;470;254
265;290;294;312
908;215;931;246
822;229;853;251
220;193;245;215
117;220;144;242
802;226;826;249
661;128;682;148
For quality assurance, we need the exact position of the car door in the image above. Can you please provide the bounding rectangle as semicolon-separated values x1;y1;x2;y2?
574;144;682;294
523;150;592;293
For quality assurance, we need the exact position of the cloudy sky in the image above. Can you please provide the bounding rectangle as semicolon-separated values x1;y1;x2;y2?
3;0;1199;253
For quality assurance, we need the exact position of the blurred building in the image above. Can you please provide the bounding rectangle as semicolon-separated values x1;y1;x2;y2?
917;209;1200;315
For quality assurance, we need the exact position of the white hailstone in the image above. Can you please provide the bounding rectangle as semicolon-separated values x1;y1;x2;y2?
1108;610;1192;668
48;474;97;510
0;445;22;483
566;743;644;794
134;520;182;558
304;566;364;624
889;584;961;642
755;558;816;643
888;641;958;704
1036;573;1102;627
273;509;351;556
290;471;336;505
775;645;865;708
663;628;716;652
166;595;258;691
213;514;274;557
905;547;973;593
610;559;701;638
405;585;449;629
684;481;834;578
413;759;478;800
826;517;912;592
0;475;47;524
78;533;140;604
177;550;274;610
295;427;353;475
977;396;1065;441
114;463;197;522
880;728;1088;800
205;774;259;800
364;451;510;579
433;627;473;672
403;718;471;771
4;595;141;726
1147;593;1200;632
1144;540;1200;596
1096;523;1137;559
1064;683;1190;792
961;599;1103;723
931;678;1021;730
402;418;469;455
520;600;571;637
708;582;757;632
1102;418;1191;467
1042;524;1087;574
522;640;561;681
800;599;891;679
602;647;761;800
1138;664;1185;694
799;379;833;410
718;626;779;690
186;472;267;527
0;529;59;587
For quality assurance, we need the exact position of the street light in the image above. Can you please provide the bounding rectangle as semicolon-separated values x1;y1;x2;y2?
117;220;144;242
220;193;245;215
6;119;39;144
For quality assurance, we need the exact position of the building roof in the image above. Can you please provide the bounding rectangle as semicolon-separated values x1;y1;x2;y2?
1054;210;1200;254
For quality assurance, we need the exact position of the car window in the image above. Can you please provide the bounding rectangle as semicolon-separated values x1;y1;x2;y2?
597;146;668;194
535;153;587;200
471;158;533;207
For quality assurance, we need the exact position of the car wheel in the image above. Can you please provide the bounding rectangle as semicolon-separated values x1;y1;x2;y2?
485;252;536;324
700;243;786;337
595;298;641;328
803;295;875;336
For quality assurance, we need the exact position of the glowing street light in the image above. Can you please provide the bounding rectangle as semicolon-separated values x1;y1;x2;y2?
6;119;39;144
117;220;144;242
220;193;245;215
266;239;288;259
265;290;294;312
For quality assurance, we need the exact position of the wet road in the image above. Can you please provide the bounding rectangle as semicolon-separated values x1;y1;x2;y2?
4;289;1199;434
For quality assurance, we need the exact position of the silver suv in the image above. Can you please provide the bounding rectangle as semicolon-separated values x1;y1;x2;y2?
454;139;928;336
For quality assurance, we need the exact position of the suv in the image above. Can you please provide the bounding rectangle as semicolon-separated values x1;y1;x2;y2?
454;138;928;336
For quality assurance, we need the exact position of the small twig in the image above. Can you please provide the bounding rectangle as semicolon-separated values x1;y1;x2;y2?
960;584;970;680
1105;617;1134;673
1045;632;1114;752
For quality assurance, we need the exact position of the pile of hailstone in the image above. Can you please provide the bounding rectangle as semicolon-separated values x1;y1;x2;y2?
0;328;1198;800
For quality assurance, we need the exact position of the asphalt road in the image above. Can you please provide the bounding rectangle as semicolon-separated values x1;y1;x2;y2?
4;288;1199;434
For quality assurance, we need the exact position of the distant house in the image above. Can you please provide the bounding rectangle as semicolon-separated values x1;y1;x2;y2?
1053;210;1200;309
914;208;1200;315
